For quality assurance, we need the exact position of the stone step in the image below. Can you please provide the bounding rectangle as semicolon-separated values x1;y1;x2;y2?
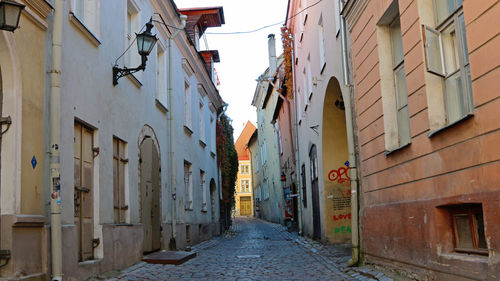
142;250;196;265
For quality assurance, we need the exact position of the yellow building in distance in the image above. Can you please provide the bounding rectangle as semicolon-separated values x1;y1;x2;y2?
234;122;256;216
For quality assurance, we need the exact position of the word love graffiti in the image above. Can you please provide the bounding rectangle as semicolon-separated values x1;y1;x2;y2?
333;212;351;221
328;161;351;187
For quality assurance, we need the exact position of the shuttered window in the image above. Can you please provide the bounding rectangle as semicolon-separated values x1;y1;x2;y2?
113;137;128;223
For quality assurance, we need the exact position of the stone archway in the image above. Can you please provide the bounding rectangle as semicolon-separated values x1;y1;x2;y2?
321;77;351;243
138;126;162;253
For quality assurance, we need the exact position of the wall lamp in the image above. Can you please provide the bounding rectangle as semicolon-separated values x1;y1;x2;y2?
112;18;158;86
0;0;25;32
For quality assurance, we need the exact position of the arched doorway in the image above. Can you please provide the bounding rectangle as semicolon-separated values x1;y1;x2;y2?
209;179;216;223
322;77;351;243
309;144;321;239
139;137;161;253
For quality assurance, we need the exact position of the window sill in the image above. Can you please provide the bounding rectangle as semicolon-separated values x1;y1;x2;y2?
155;99;168;113
126;73;142;88
428;113;474;138
199;140;206;148
184;208;193;211
384;142;411;156
211;152;216;158
69;12;101;47
184;125;193;135
78;258;103;266
320;62;326;75
439;252;489;263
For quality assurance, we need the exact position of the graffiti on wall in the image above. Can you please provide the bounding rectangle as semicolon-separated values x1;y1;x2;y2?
333;213;351;221
328;161;351;187
334;226;351;234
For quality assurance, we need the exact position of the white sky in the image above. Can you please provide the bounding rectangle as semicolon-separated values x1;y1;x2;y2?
175;0;289;138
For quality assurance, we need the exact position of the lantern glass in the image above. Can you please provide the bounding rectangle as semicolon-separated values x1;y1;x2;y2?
0;1;25;32
136;32;157;57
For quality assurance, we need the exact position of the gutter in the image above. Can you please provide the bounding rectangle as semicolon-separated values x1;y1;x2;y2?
168;14;187;250
49;0;64;279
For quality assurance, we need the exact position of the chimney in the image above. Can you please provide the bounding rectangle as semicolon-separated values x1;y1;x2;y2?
268;34;277;75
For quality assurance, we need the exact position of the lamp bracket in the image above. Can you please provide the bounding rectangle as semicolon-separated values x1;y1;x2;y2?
112;55;147;86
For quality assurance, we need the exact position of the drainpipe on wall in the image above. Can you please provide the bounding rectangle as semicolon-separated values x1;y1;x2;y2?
49;0;64;279
340;4;360;266
168;14;187;250
289;34;303;235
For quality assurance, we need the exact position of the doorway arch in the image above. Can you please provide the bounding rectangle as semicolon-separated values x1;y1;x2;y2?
309;144;321;239
209;179;216;223
321;77;351;243
138;126;161;253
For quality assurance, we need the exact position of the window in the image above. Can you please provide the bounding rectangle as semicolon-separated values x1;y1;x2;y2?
184;81;192;130
390;17;411;146
156;43;167;109
276;123;283;155
301;164;307;208
255;185;261;201
113;137;128;223
200;170;207;212
72;0;100;37
210;116;216;153
184;161;193;210
126;0;141;76
240;179;250;193
240;164;250;174
263;181;270;200
199;101;206;143
377;1;411;151
306;54;313;99
254;154;259;172
260;141;267;165
446;204;487;255
302;69;308;111
318;15;326;71
423;0;473;125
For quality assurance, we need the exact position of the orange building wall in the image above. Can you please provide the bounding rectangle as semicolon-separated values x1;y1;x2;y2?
346;0;500;280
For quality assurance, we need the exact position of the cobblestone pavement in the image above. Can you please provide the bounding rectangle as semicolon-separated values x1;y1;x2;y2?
103;217;395;281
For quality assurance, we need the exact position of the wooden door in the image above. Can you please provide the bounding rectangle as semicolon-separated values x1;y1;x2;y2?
140;138;160;253
310;145;321;240
240;196;251;216
74;122;94;261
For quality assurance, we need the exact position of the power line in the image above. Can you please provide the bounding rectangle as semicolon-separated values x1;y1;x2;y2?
205;0;323;35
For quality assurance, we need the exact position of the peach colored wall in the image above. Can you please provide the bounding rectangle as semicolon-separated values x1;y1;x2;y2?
345;0;500;280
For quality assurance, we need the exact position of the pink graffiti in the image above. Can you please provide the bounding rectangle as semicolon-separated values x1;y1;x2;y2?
328;166;351;187
333;213;351;221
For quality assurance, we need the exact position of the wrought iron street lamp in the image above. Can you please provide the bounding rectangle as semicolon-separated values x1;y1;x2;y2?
0;0;25;32
113;18;158;85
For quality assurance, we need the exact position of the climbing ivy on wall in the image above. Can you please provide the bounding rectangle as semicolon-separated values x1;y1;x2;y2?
216;114;238;210
281;26;294;98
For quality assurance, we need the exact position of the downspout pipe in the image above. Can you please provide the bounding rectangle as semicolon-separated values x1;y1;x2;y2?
289;34;303;235
340;4;360;266
49;0;64;279
168;14;187;249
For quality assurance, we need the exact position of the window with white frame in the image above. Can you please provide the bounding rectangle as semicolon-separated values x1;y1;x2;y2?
184;161;193;210
72;0;100;37
200;170;207;211
126;0;141;76
377;1;411;150
156;43;168;109
240;179;250;193
199;101;206;143
184;81;192;129
318;15;326;71
423;0;473;125
240;164;250;174
390;16;411;146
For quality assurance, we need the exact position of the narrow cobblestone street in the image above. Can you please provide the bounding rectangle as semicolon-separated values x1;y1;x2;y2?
103;217;394;281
